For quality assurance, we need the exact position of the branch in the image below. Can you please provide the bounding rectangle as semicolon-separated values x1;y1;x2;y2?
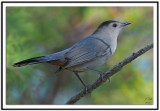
66;43;153;104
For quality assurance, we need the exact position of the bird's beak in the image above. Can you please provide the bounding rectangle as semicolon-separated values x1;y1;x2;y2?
122;22;132;26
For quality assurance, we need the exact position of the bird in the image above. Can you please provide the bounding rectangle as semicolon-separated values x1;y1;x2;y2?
13;20;131;93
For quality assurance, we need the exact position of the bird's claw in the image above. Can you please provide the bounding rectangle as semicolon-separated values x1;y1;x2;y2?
100;72;110;83
100;72;105;82
84;84;91;94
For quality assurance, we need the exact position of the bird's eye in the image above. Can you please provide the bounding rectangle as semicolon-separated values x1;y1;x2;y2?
112;24;117;27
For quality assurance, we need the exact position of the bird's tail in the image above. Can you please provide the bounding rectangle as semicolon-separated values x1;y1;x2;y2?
13;56;49;67
13;50;68;67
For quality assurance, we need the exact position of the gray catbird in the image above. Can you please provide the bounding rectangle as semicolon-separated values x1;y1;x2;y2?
13;20;131;92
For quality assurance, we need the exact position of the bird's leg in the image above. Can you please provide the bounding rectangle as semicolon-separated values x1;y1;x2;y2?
74;72;90;94
85;67;110;82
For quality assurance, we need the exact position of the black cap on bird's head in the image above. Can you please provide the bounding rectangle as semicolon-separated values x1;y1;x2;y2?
98;20;132;29
98;20;117;28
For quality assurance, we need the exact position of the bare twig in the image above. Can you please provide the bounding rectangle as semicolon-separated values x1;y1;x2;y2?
66;43;153;104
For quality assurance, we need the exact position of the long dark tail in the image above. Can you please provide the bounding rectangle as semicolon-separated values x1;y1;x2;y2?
13;56;48;67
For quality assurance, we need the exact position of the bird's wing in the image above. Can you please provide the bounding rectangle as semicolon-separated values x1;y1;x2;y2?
64;37;112;68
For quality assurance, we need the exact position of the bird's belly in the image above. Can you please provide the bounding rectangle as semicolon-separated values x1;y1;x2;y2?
67;55;111;72
82;55;110;68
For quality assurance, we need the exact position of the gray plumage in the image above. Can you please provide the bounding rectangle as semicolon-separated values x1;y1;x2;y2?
13;20;131;70
13;20;131;92
13;20;131;71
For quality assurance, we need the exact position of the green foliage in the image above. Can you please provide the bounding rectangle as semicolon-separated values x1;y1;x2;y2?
6;7;153;105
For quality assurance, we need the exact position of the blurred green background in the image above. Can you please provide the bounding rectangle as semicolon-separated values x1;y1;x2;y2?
6;7;153;105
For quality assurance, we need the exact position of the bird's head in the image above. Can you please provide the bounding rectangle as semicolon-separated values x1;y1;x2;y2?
94;20;132;37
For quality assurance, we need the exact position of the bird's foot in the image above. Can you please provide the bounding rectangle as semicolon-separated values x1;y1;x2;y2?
99;72;105;82
99;72;110;83
84;84;91;94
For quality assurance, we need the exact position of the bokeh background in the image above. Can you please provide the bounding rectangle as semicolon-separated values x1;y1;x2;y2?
6;7;153;105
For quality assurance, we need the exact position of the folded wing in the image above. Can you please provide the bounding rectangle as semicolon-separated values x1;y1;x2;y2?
64;37;112;68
